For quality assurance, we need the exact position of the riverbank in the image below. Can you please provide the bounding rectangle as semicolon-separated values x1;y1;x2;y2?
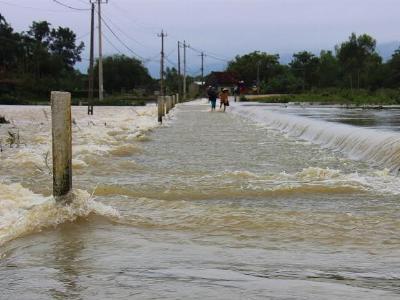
0;94;154;106
244;89;400;106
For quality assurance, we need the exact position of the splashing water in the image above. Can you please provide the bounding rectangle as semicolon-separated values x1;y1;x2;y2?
231;103;400;172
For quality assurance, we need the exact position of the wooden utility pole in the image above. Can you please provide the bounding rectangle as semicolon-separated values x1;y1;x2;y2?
97;0;108;101
200;52;205;95
51;92;72;199
158;30;167;97
88;2;95;115
183;40;188;100
177;41;181;98
157;30;167;123
256;61;261;95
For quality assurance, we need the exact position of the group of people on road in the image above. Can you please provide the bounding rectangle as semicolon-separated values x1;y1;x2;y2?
207;86;230;112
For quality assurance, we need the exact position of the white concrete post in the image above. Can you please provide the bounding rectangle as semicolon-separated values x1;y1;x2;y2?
162;96;166;117
165;96;170;114
51;91;72;199
168;96;173;111
157;96;164;122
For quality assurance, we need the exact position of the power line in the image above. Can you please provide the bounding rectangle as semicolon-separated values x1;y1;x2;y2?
206;54;230;63
52;0;90;11
100;15;145;60
165;48;176;59
77;31;91;40
99;3;164;61
165;57;178;69
101;13;151;50
109;1;160;34
0;0;69;12
75;0;89;4
104;1;230;68
188;45;230;62
102;32;124;54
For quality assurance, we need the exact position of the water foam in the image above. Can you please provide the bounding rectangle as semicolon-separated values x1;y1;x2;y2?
232;105;400;172
0;183;119;246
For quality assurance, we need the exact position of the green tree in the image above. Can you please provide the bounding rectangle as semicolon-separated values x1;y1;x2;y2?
165;67;180;93
0;14;21;77
385;48;400;88
27;21;51;45
289;51;320;90
265;65;303;93
318;50;340;88
336;33;382;90
227;51;281;86
49;26;84;70
94;55;152;93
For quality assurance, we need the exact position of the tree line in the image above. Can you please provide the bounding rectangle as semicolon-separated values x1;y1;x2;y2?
1;13;400;104
226;33;400;95
0;14;154;103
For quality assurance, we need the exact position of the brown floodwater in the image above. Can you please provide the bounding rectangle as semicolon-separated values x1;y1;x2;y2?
0;101;399;299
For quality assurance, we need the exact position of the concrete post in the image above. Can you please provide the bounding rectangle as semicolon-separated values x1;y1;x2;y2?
172;95;176;108
162;96;166;117
165;96;170;114
51;91;72;199
157;96;164;123
176;93;180;104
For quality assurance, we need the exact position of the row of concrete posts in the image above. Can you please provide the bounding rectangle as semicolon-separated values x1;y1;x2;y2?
50;91;182;201
158;94;180;123
50;91;185;202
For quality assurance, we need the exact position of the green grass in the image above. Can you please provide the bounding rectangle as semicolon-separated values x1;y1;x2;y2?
0;94;154;106
253;89;400;105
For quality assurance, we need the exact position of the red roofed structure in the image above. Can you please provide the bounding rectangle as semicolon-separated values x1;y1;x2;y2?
206;71;240;93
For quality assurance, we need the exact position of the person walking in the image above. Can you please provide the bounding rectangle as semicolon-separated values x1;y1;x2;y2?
207;86;217;111
219;88;229;112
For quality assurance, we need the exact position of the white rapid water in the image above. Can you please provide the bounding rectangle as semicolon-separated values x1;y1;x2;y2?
231;103;400;172
0;105;159;246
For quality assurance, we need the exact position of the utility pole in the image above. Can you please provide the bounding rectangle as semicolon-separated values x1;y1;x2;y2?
256;61;261;95
200;52;205;96
158;30;167;96
97;0;108;101
88;1;95;115
177;41;181;97
201;52;205;82
183;40;188;100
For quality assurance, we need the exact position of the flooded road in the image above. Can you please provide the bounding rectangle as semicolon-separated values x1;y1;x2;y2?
1;101;400;299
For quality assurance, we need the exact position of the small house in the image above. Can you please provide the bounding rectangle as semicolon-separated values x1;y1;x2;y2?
205;71;239;93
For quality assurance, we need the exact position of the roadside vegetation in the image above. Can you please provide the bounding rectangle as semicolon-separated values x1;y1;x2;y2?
227;33;400;105
1;12;400;106
0;14;158;105
248;89;400;105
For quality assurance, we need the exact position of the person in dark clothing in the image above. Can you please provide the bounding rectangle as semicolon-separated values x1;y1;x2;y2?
207;86;217;111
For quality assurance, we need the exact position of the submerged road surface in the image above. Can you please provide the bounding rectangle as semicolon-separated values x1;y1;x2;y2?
0;101;399;299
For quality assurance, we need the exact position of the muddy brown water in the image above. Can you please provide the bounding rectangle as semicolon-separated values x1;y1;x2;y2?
0;101;399;299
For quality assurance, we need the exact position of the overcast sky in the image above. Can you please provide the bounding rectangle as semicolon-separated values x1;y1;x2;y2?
1;0;399;76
